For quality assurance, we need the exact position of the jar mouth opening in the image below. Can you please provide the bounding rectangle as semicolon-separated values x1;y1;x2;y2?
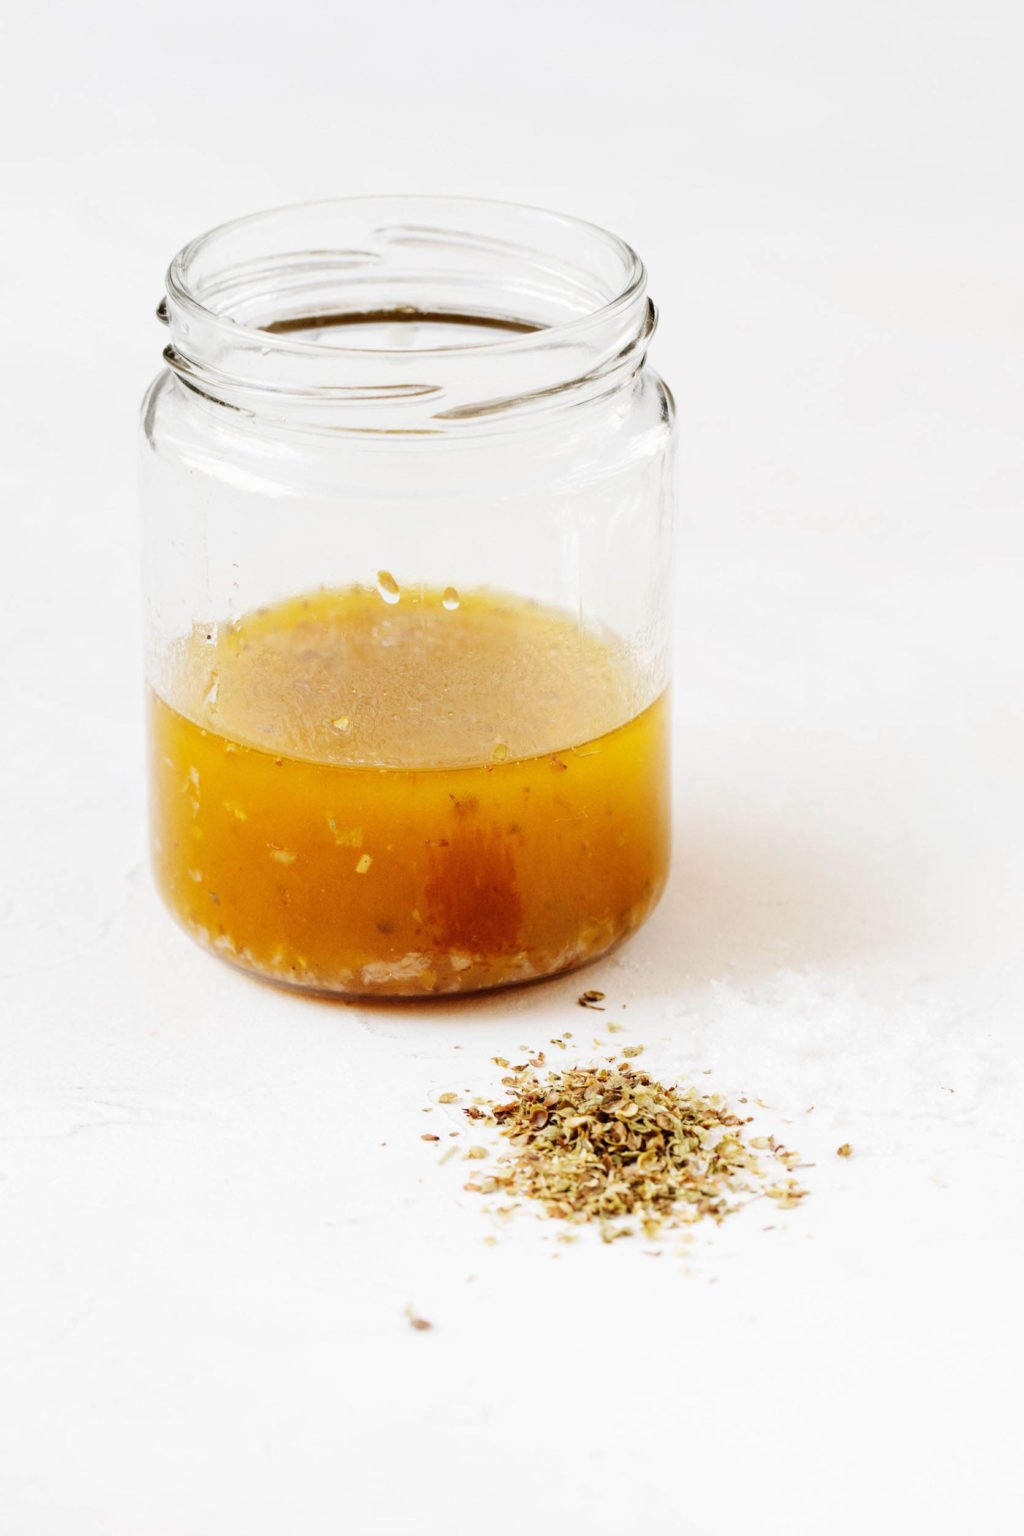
161;196;652;424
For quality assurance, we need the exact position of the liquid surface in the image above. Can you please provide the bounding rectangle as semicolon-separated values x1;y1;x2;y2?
149;586;670;996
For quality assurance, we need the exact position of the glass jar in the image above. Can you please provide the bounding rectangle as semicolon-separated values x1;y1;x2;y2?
141;197;677;999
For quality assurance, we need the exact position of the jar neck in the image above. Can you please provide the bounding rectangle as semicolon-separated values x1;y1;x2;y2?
159;197;655;432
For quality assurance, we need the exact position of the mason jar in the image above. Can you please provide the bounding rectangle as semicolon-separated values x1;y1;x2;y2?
140;197;677;998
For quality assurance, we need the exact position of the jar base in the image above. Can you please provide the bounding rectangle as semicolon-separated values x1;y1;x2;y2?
160;881;667;1003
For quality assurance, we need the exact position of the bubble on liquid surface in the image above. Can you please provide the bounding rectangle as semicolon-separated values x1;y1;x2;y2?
442;586;460;611
376;570;401;604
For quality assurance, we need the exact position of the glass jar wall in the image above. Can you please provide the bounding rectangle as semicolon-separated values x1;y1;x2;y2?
141;197;677;998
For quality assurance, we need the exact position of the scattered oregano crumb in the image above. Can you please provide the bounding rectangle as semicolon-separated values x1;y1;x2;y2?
438;1057;809;1243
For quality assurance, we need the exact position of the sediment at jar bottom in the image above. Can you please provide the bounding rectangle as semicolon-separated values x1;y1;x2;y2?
147;585;671;997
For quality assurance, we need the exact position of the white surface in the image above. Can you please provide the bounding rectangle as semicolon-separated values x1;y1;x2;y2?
2;3;1023;1532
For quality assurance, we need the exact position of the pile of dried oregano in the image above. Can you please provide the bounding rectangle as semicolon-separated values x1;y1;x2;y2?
425;1034;810;1244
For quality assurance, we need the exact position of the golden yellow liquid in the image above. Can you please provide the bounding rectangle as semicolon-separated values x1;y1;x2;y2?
148;586;670;997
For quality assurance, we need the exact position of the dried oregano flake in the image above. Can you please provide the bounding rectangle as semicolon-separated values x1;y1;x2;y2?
432;1054;809;1243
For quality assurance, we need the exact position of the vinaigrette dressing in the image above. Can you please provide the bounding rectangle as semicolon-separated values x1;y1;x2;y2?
148;585;670;997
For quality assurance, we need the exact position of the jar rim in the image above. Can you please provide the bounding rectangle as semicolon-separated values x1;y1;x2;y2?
159;195;654;426
167;194;646;358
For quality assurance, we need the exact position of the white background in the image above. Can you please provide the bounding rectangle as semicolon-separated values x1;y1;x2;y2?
2;2;1022;1531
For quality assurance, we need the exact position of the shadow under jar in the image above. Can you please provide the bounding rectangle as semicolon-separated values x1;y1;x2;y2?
141;197;677;998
